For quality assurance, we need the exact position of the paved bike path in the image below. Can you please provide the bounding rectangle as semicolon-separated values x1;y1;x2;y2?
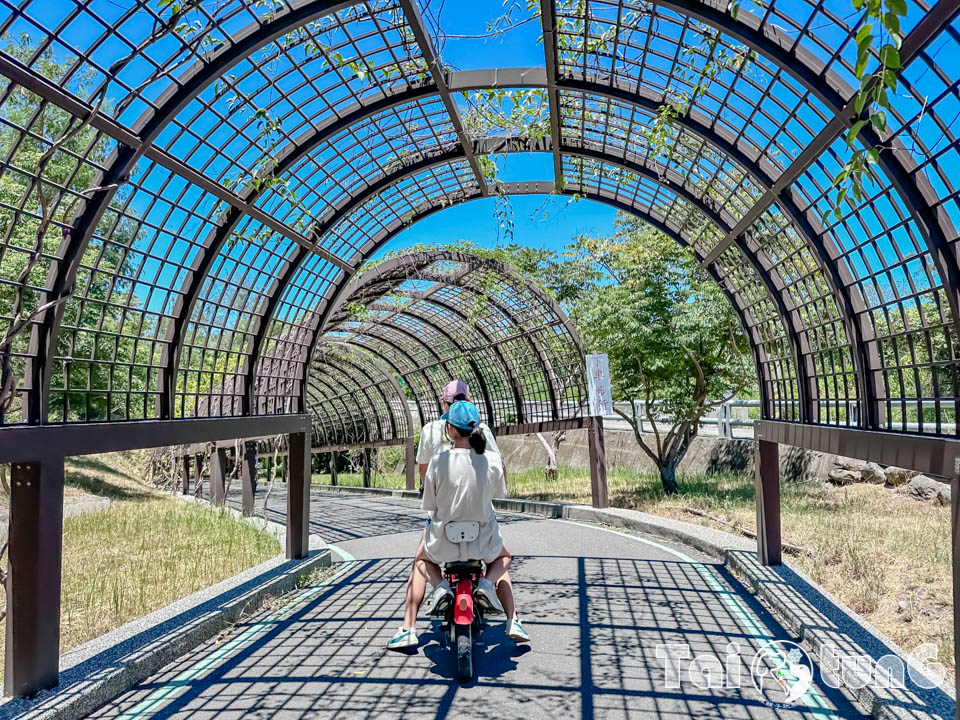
94;490;865;719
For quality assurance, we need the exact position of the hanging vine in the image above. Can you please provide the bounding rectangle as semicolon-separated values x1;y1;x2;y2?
827;0;909;220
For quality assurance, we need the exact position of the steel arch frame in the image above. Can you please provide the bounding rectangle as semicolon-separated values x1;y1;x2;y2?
308;249;591;442
285;146;797;423
303;193;771;422
12;0;955;433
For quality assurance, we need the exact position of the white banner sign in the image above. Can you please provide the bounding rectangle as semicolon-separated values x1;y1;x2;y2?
586;353;612;417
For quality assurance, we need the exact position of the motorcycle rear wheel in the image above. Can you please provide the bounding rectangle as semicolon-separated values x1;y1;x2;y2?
455;623;472;682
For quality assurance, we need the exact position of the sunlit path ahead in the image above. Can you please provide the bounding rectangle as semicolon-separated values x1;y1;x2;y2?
90;490;864;719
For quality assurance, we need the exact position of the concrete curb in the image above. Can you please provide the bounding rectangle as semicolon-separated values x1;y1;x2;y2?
315;483;419;500
0;496;111;534
62;497;112;520
312;484;955;719
0;501;332;720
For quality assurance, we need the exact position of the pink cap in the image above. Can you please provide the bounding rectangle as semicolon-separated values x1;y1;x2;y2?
441;379;470;403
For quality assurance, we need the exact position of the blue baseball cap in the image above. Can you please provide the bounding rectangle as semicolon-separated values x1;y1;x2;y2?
443;400;481;432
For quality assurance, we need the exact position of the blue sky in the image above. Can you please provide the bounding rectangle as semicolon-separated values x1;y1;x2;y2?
373;152;619;259
374;192;619;258
377;1;620;259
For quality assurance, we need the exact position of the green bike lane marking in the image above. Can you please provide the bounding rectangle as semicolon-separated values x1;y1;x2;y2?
115;544;357;720
553;519;839;720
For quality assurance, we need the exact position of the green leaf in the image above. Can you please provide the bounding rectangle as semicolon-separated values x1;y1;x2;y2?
854;90;869;115
887;0;907;16
847;119;868;145
883;68;898;90
870;110;887;131
879;44;900;70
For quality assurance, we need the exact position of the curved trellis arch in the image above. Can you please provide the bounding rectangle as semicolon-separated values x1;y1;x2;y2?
299;182;776;416
0;0;955;437
7;2;960;703
306;249;590;443
264;142;810;425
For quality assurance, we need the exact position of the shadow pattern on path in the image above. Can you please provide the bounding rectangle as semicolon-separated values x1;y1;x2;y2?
94;511;866;720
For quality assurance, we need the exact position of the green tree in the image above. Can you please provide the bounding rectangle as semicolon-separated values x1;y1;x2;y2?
564;215;753;493
0;35;140;422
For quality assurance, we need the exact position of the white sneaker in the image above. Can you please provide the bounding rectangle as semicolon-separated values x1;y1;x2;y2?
425;581;454;615
507;617;530;643
387;626;418;651
474;577;504;614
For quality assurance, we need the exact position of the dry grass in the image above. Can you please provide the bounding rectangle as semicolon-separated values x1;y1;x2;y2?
0;451;282;678
325;465;953;680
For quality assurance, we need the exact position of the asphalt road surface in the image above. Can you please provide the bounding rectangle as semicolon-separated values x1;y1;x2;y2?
94;489;865;719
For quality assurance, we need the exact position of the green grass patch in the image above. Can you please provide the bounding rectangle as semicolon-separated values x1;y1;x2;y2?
0;452;282;683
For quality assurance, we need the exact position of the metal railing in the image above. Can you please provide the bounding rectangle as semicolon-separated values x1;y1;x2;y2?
411;398;954;438
604;400;760;439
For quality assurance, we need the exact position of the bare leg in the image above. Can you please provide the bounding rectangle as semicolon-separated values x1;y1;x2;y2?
415;551;444;587
485;544;517;617
402;531;428;629
485;544;511;586
495;571;516;620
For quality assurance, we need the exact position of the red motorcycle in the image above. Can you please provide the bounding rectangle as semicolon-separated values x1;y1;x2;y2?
430;521;499;682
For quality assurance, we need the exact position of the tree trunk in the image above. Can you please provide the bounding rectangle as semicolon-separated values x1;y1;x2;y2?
535;432;558;481
658;462;679;494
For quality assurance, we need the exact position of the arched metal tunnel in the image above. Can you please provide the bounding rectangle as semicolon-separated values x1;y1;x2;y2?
304;250;589;451
2;0;960;704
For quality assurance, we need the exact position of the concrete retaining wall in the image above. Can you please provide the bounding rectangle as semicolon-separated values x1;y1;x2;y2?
496;428;840;481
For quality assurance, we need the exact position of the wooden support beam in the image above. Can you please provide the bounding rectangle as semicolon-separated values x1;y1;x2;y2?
405;437;416;491
194;453;205;498
287;431;311;559
755;438;782;566
5;458;64;697
588;417;608;509
953;457;960;720
210;448;227;506
181;454;191;496
363;448;372;488
330;452;338;486
242;441;258;517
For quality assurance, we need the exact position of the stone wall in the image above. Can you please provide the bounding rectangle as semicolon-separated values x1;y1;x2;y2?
496;428;841;482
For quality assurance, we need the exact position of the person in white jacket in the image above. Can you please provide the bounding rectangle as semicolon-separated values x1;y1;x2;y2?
387;383;528;650
416;400;528;642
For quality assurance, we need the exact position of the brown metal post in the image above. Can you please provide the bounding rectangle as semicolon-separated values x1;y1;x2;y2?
287;431;311;559
405;437;416;491
330;452;338;486
755;437;782;566
363;448;372;488
194;453;204;497
181;454;191;495
241;440;257;516
210;447;227;506
5;458;65;697
952;457;959;720
588;416;609;509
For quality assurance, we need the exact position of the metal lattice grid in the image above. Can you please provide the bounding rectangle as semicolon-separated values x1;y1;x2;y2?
0;0;954;440
306;250;588;446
